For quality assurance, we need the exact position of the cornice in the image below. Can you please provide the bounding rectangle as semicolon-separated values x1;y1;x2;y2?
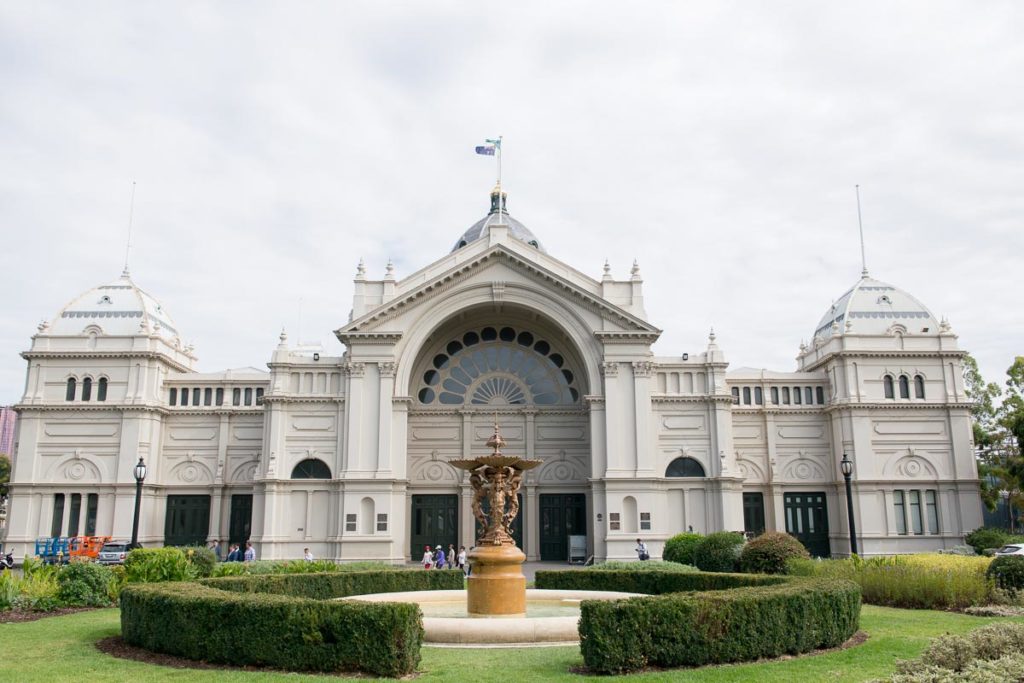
594;331;661;344
652;395;721;404
262;395;344;405
334;331;403;345
801;348;967;372
21;350;192;372
408;405;589;418
823;400;974;414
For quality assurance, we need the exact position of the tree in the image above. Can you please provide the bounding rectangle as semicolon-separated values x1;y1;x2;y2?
971;355;1024;531
0;453;9;499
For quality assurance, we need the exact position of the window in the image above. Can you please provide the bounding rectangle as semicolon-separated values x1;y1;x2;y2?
665;457;706;477
893;491;907;535
609;512;621;531
81;377;92;401
232;388;241;406
742;387;751;405
291;458;331;479
204;388;212;406
804;387;813;405
256;388;265;404
345;514;357;532
640;512;651;531
377;513;389;532
782;387;791;405
169;388;178;405
97;377;107;401
925;490;940;534
914;374;925;399
193;388;202;406
215;388;224;405
51;494;65;537
731;387;740;404
770;387;779;405
244;388;253;406
68;493;82;536
908;490;923;534
85;494;99;536
754;386;763;405
884;375;895;399
793;386;802;405
815;386;825;404
899;375;910;399
66;378;76;401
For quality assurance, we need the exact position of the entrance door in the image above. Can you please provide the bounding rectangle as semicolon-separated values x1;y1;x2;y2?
539;493;586;561
410;494;458;559
476;493;524;550
784;492;830;557
228;494;253;547
743;492;766;536
164;495;211;547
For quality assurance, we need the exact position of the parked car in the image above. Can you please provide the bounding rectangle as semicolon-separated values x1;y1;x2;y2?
994;544;1024;557
97;541;133;565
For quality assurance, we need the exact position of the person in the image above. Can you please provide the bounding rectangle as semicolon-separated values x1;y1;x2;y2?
303;547;314;561
243;541;255;562
434;544;446;569
226;544;241;562
447;544;457;569
422;545;433;569
209;539;221;561
635;538;650;561
457;545;467;574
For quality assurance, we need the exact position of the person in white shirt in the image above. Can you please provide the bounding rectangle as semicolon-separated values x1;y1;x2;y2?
243;541;256;562
457;546;468;573
422;545;433;569
303;547;314;562
635;538;649;561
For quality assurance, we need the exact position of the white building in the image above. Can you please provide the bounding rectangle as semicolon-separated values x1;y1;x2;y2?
1;188;983;560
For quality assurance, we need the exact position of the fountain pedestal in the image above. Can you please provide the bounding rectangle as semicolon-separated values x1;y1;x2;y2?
467;544;527;617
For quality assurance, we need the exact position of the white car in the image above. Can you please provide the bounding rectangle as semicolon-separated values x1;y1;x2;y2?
994;544;1024;557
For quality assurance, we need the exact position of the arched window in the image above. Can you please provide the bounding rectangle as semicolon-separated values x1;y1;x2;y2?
665;457;706;478
291;458;331;479
782;387;791;405
883;375;895;399
623;496;638;533
742;387;751;405
815;386;825;404
770;387;779;405
754;387;763;405
731;387;740;404
793;387;802;405
169;387;178;405
81;377;92;401
360;497;375;535
65;377;76;401
899;375;910;399
804;387;813;405
914;374;925;399
97;377;108;401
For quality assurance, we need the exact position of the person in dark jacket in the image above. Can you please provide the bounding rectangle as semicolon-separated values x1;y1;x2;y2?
226;544;241;562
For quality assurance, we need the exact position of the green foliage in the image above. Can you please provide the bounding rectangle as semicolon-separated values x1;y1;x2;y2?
57;561;114;607
883;622;1024;682
693;531;745;572
0;452;10;498
738;531;810;574
202;568;464;599
987;555;1024;592
572;574;861;674
965;527;1011;554
180;546;217;578
0;570;18;609
14;570;60;611
209;559;392;577
536;568;788;594
120;581;423;677
123;547;196;583
662;532;704;566
587;560;696;573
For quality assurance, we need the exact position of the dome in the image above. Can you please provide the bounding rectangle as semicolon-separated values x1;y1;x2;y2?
812;273;940;341
46;270;182;341
451;187;545;253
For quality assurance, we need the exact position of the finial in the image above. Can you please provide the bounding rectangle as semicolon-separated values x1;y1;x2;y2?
831;320;841;336
939;316;952;333
603;259;611;276
385;259;395;279
799;339;807;353
486;414;507;455
709;327;716;343
278;328;288;347
37;320;49;333
355;258;366;279
845;319;854;332
631;259;640;278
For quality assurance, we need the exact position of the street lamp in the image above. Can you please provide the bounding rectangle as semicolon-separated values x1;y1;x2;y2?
130;457;147;549
840;453;858;556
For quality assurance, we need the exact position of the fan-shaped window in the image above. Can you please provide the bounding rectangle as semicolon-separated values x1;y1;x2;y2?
65;377;76;401
883;375;895;399
416;325;580;406
665;457;706;478
898;375;910;399
291;458;331;479
97;377;108;402
914;374;925;399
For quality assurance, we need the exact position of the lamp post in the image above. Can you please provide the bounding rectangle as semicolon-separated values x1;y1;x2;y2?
840;453;858;556
130;457;147;549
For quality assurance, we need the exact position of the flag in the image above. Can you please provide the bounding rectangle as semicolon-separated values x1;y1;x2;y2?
475;145;496;156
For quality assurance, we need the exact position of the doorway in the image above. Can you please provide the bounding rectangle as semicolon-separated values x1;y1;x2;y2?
539;493;586;561
743;492;766;536
410;494;458;559
164;495;211;547
784;492;830;557
228;494;253;547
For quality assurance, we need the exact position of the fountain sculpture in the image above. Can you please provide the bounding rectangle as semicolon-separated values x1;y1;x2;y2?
450;422;541;616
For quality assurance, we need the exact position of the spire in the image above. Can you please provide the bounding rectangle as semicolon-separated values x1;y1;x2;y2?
856;184;869;278
122;180;136;279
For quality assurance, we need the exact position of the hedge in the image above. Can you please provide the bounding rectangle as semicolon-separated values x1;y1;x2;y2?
537;569;860;674
121;569;463;677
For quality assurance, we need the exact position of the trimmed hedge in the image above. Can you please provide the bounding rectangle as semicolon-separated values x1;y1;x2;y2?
663;532;704;565
987;555;1024;592
694;531;746;572
121;569;464;677
537;569;861;674
738;531;809;575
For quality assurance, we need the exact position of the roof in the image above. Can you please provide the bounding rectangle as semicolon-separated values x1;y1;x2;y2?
450;187;545;253
812;273;940;341
46;271;182;342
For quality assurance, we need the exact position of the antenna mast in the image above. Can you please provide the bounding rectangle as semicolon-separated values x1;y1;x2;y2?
856;184;868;277
122;180;137;278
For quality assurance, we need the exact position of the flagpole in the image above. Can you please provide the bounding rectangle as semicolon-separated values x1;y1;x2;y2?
497;136;503;222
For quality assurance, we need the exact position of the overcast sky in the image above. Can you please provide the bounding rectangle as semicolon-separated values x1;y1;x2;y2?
1;2;1022;405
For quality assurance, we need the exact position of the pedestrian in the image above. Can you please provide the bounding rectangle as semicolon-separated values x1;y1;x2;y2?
209;539;221;561
422;545;433;569
434;544;446;569
303;547;314;561
226;544;240;562
635;538;650;561
457;545;467;574
244;541;255;562
447;544;457;569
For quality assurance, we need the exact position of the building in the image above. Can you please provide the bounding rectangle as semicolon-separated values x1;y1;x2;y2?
0;406;15;457
0;188;983;560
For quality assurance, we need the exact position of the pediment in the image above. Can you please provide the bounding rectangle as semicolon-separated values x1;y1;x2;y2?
337;245;660;340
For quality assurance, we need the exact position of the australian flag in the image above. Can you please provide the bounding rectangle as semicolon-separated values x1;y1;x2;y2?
475;145;496;156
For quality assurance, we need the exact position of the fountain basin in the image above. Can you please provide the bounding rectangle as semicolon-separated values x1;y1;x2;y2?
342;588;641;646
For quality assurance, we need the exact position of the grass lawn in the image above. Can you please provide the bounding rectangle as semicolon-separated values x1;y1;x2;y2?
3;606;1022;682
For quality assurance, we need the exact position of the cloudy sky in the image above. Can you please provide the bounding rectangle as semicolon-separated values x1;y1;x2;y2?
1;2;1021;405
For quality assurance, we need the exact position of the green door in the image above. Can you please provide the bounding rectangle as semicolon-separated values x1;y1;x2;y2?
476;493;524;550
164;495;211;547
784;492;830;558
743;492;766;536
410;495;458;559
539;493;586;561
228;494;253;547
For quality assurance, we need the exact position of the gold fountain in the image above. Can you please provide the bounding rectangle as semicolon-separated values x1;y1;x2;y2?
450;422;541;616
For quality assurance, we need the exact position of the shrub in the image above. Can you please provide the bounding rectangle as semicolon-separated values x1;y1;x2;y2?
587;560;696;573
536;569;788;594
738;531;810;575
180;546;217;578
0;570;18;609
14;570;60;611
888;622;1024;679
120;582;423;677
987;555;1024;593
663;532;703;566
965;527;1010;555
57;561;114;607
693;531;745;573
209;559;392;577
570;573;861;674
124;547;196;583
202;568;463;599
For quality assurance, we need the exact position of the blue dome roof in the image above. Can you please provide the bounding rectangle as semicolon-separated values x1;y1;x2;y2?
451;188;545;253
